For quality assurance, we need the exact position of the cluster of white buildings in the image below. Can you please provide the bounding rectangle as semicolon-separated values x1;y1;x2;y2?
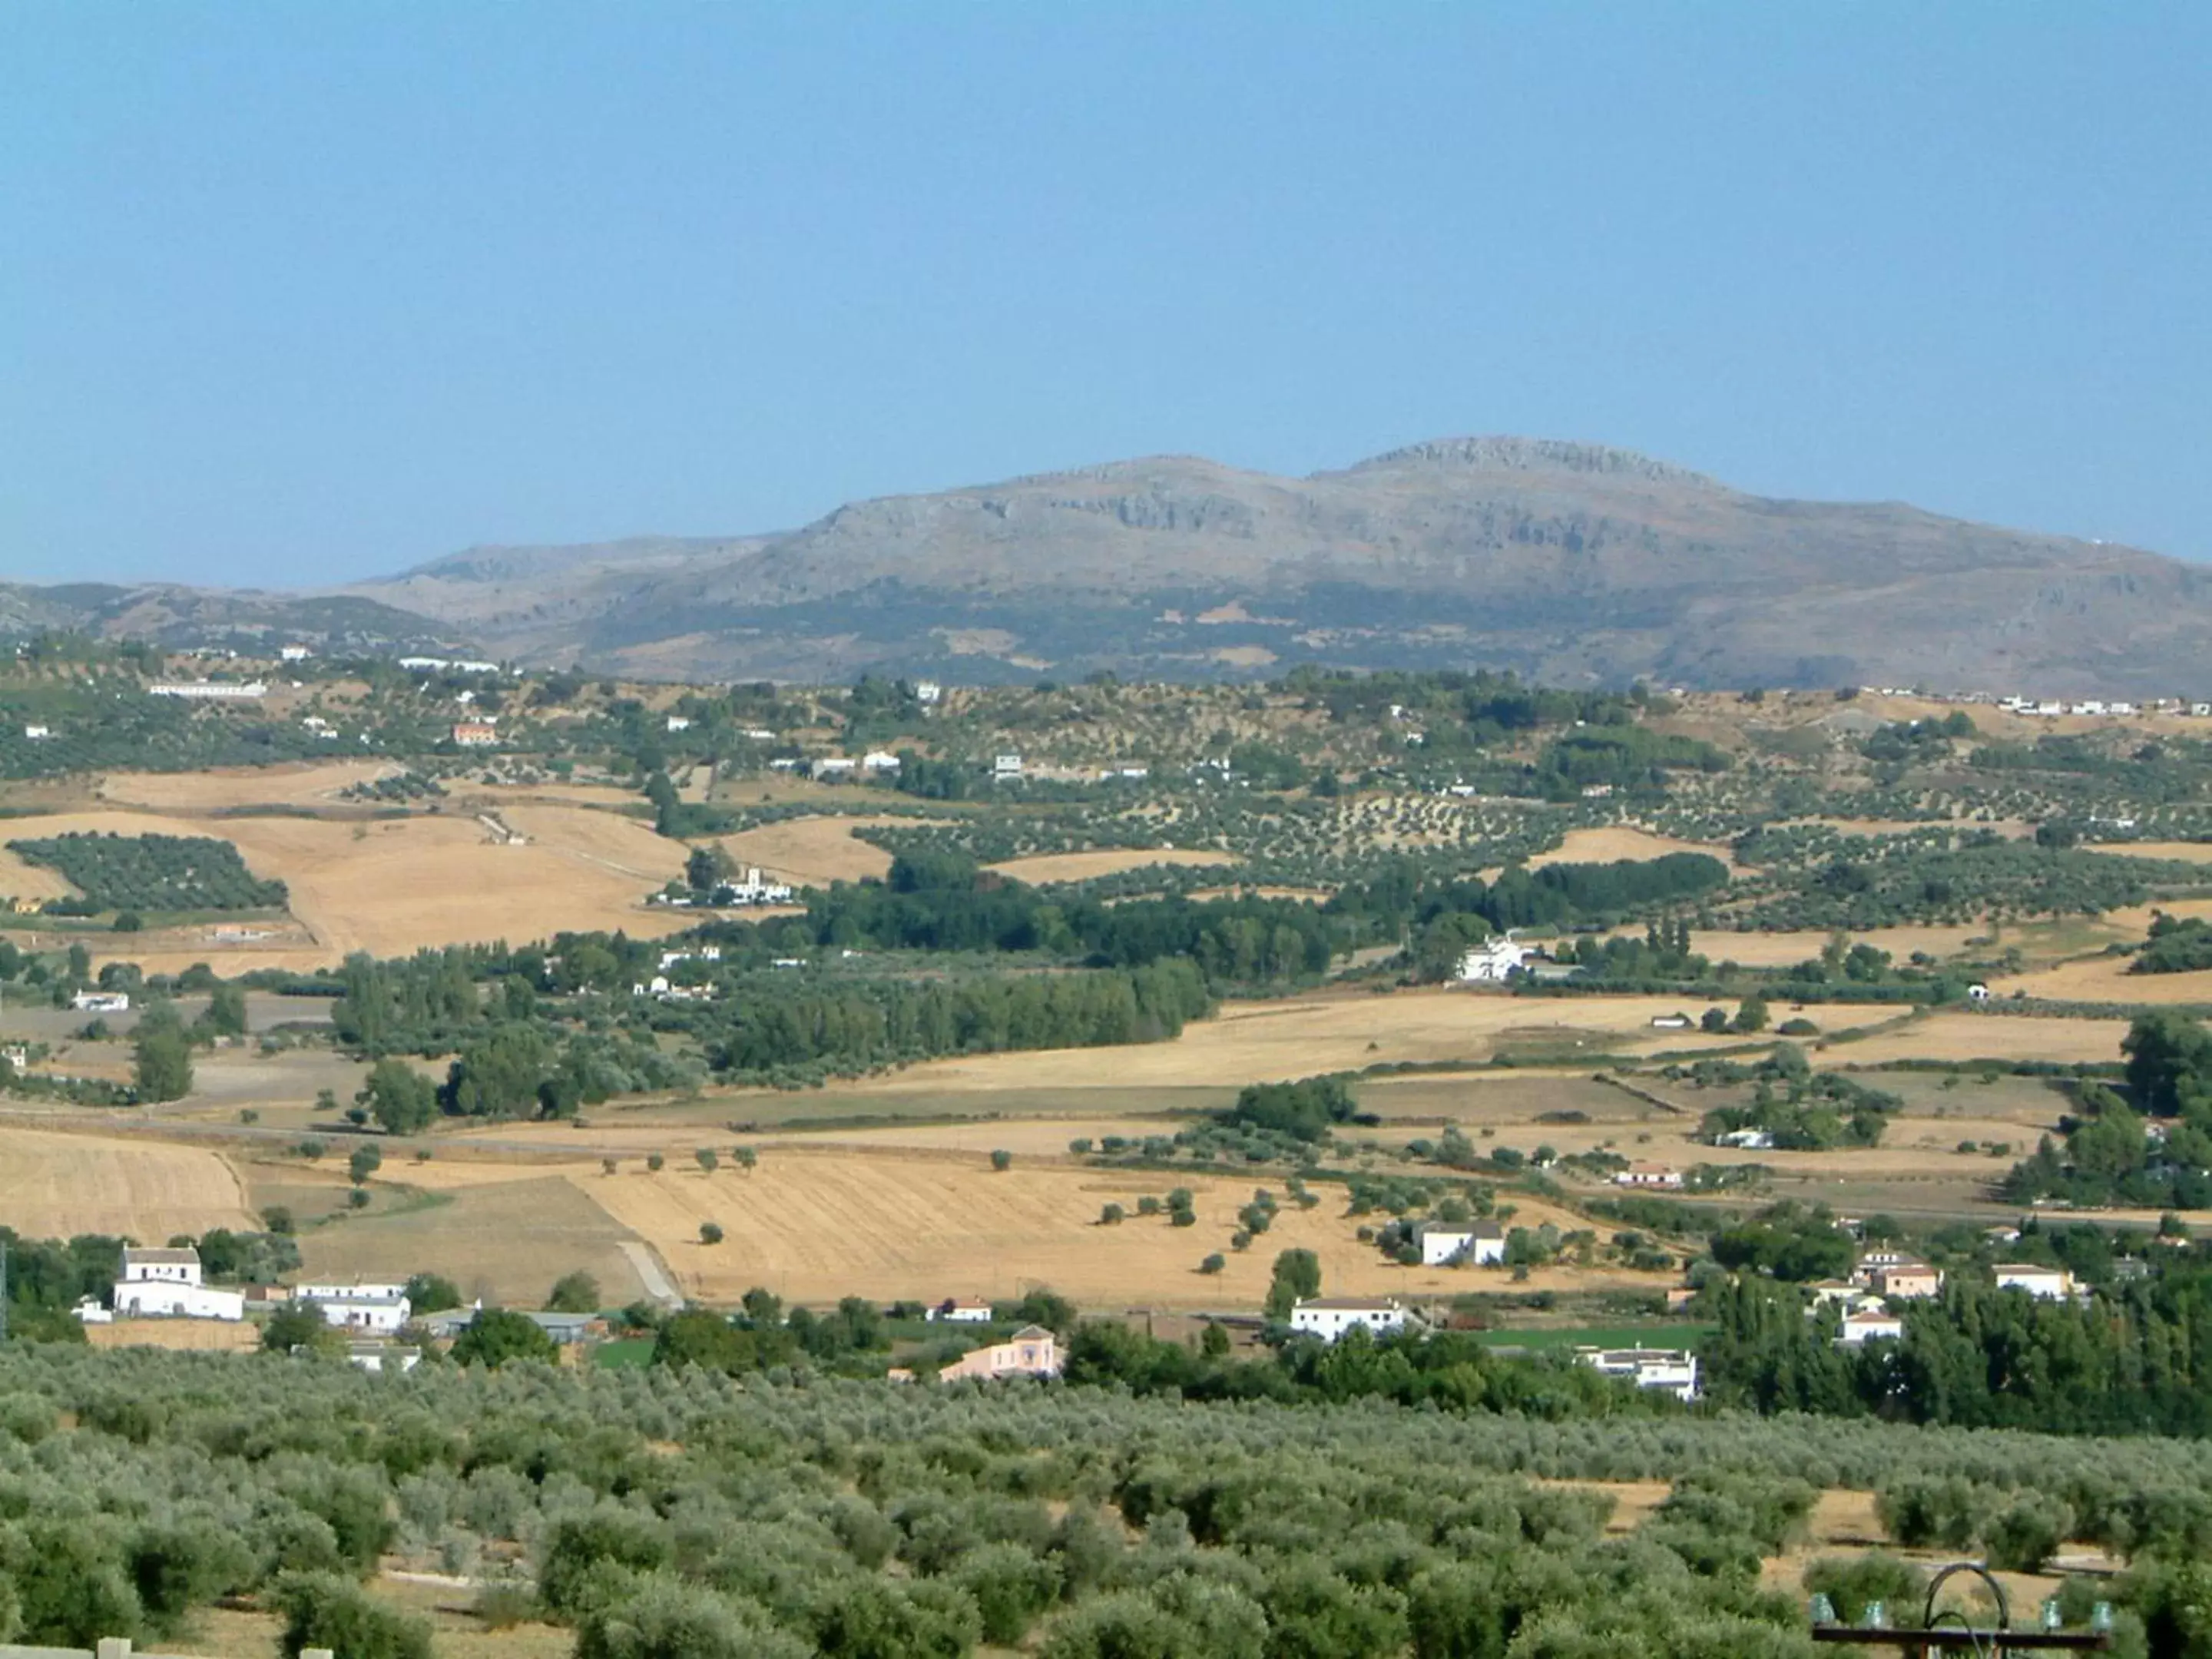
76;1250;412;1336
1455;934;1534;982
810;752;902;780
399;655;505;674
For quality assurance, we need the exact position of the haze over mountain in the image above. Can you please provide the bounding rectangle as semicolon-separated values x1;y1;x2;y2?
15;437;2210;695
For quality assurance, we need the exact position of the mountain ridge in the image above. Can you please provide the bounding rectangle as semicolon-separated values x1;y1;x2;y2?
7;435;2204;695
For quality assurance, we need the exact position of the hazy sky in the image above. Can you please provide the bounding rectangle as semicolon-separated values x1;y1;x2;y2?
3;5;2206;588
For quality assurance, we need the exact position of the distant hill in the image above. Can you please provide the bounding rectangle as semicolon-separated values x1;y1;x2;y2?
18;436;2212;694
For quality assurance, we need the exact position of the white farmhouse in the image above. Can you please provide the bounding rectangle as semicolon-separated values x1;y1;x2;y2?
303;1290;412;1335
1455;935;1532;983
928;1296;995;1324
1995;1264;2076;1302
1837;1312;1905;1346
1290;1296;1409;1342
112;1247;245;1321
1614;1164;1684;1190
1577;1346;1700;1401
1420;1221;1506;1267
993;753;1024;780
71;991;131;1013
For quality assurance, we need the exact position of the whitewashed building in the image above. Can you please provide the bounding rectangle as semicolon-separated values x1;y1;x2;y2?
1455;935;1532;983
1577;1346;1700;1402
1837;1312;1905;1346
1420;1221;1506;1267
928;1297;995;1324
1290;1296;1409;1342
113;1247;245;1321
71;991;131;1013
1995;1264;2076;1302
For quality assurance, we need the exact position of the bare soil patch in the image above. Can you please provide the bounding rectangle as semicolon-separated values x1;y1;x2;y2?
88;1317;260;1353
1824;1012;2130;1066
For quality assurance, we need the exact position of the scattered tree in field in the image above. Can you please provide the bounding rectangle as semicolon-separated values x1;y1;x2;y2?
132;1012;194;1103
695;1147;718;1174
699;1222;724;1245
1099;1203;1124;1225
1199;1253;1226;1275
990;1148;1013;1172
734;1145;757;1172
647;1152;665;1171
356;1058;437;1134
547;1271;602;1313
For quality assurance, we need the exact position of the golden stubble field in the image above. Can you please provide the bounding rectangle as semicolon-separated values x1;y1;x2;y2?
96;760;403;810
754;987;1778;1096
0;1122;255;1238
462;1148;1673;1309
1530;826;1740;873
710;815;936;885
984;847;1239;884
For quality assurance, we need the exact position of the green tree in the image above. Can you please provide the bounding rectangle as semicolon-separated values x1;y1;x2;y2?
449;1309;558;1369
548;1271;603;1313
695;1147;718;1174
990;1148;1013;1172
700;1222;724;1246
356;1058;438;1135
1732;996;1770;1035
403;1272;462;1313
1265;1248;1323;1320
132;1015;194;1103
347;1144;382;1187
262;1304;338;1356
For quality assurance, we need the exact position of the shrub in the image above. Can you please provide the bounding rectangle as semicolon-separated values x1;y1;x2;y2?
540;1513;675;1620
952;1542;1062;1644
273;1571;432;1659
700;1222;724;1246
1199;1254;1226;1275
991;1148;1013;1172
1803;1554;1926;1627
578;1576;809;1659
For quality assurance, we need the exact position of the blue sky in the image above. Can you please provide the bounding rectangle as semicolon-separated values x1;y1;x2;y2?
2;5;2205;588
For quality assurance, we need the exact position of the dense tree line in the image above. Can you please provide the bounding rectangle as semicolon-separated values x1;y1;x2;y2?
1701;1253;2212;1442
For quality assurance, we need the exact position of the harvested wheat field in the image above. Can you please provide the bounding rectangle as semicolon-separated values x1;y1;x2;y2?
2005;955;2212;1005
210;812;687;961
0;1124;254;1238
710;816;940;886
296;1174;650;1306
985;847;1238;885
579;1147;1672;1309
1530;826;1738;872
98;760;402;811
1694;923;1992;968
1823;1012;2131;1067
88;1317;260;1353
813;989;1799;1097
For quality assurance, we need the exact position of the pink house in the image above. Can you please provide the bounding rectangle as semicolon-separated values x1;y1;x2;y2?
937;1325;1060;1382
